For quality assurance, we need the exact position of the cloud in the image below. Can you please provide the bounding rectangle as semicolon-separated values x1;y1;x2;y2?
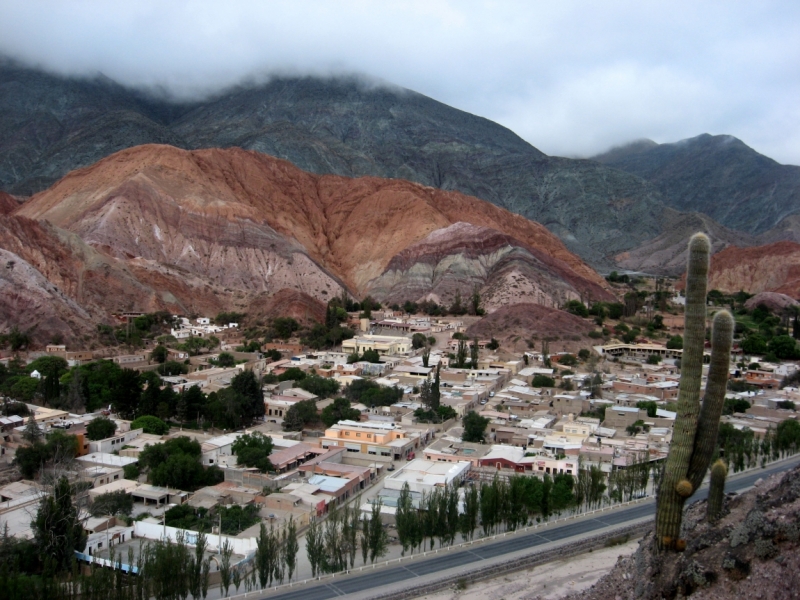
0;0;798;163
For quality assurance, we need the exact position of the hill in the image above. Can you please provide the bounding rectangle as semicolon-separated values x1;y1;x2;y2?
5;144;612;343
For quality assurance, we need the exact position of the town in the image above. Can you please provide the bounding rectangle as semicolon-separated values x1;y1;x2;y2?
2;285;800;598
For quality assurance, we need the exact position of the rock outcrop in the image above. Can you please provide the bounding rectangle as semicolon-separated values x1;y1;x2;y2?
566;464;800;600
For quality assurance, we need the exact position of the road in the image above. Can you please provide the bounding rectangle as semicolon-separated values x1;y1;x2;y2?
256;456;800;600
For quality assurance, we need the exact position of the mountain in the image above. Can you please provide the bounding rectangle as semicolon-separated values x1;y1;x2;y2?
5;144;612;343
593;134;800;235
0;61;667;266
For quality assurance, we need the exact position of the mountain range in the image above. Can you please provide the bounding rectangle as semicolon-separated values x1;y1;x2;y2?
1;60;799;343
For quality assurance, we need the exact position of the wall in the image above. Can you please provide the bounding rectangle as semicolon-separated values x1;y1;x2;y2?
133;521;257;555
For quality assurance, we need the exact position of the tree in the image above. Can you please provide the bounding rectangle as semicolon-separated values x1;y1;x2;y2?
90;490;133;517
470;337;479;368
460;483;479;541
278;367;307;382
216;352;236;368
86;416;117;441
487;337;499;351
360;349;381;363
283;399;319;431
321;398;361;427
469;286;484;316
230;369;265;425
111;368;143;419
532;374;555;387
647;354;662;364
231;432;274;472
395;483;414;555
22;414;42;444
449;289;465;315
559;354;578;367
284;517;299;582
741;333;768;355
411;333;427;349
636;400;658;418
565;300;589;318
33;476;87;573
455;339;468;368
282;403;305;431
368;499;388;563
131;415;170;435
151;345;168;364
430;365;441;411
297;375;340;398
768;335;800;359
462;411;489;443
666;335;683;349
421;345;431;367
306;519;324;577
219;539;233;597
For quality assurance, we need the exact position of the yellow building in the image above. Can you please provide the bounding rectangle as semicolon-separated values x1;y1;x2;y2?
320;420;416;461
341;335;411;356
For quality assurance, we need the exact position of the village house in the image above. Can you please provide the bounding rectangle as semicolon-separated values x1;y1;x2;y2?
320;420;419;462
341;334;412;356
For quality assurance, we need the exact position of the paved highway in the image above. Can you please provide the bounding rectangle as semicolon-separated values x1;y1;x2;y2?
259;457;800;600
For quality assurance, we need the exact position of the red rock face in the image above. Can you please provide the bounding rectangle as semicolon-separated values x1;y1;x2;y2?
0;192;19;215
706;241;800;297
4;144;612;343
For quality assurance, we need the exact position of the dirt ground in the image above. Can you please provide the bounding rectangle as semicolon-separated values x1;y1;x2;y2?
412;539;640;600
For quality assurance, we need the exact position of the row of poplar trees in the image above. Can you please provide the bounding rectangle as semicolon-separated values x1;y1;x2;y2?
393;473;577;555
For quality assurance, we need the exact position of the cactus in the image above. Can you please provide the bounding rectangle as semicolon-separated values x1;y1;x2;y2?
707;459;728;523
654;233;734;550
687;310;734;489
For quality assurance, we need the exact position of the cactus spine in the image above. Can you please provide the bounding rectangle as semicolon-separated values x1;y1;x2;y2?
655;233;734;550
707;459;728;523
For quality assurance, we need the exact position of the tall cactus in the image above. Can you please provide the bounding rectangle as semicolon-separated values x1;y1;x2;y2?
654;233;734;550
706;459;727;523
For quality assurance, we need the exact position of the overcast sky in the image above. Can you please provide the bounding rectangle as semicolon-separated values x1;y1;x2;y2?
1;1;798;164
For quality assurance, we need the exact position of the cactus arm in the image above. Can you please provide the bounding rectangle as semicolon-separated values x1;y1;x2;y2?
687;310;734;490
706;459;728;523
655;233;710;549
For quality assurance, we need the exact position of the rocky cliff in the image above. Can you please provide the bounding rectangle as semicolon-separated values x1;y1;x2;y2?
5;144;611;342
